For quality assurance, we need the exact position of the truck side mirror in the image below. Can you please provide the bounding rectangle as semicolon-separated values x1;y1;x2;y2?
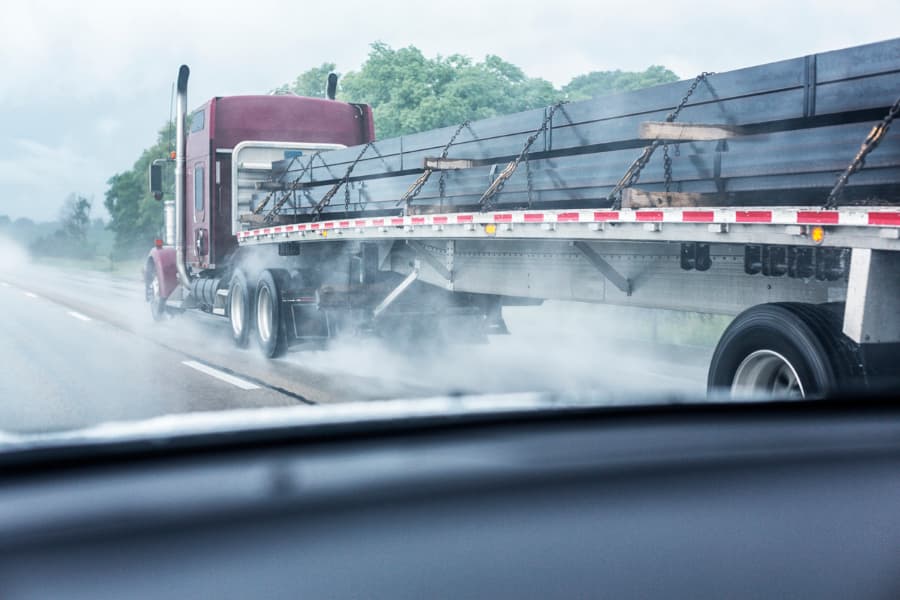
149;163;164;201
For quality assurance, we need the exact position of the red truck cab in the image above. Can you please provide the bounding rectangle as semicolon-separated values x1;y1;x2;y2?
185;95;375;269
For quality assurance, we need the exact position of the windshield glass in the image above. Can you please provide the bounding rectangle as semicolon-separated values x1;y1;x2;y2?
1;1;898;440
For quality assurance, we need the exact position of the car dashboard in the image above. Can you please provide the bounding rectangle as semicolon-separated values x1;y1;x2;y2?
0;400;899;599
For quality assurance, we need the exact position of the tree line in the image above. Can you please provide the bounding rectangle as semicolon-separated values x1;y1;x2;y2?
0;194;112;260
105;43;678;256
275;43;677;139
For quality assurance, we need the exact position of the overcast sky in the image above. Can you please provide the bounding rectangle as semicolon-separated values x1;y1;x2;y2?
1;0;898;222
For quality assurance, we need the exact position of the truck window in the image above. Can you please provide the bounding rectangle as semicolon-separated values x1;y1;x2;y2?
194;164;204;212
190;109;205;133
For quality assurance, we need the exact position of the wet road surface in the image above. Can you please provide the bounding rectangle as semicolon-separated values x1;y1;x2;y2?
0;261;714;433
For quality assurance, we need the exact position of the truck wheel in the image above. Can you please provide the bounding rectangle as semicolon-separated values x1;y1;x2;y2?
708;303;860;399
146;263;166;322
228;269;252;348
255;269;287;358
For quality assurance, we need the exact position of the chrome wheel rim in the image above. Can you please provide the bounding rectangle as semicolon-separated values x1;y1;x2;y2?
230;284;244;336
257;286;272;343
732;349;805;398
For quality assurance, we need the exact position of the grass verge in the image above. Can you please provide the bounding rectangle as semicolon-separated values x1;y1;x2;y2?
31;256;145;280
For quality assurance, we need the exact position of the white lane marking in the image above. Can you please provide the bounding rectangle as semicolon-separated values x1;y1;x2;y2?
67;311;92;322
23;292;39;299
181;360;259;390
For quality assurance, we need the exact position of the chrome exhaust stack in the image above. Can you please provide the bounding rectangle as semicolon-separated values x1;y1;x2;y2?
174;65;192;288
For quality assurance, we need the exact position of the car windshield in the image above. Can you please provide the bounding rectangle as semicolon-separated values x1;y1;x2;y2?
0;1;898;442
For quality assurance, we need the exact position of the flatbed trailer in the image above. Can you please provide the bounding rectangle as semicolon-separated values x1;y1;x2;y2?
146;38;900;398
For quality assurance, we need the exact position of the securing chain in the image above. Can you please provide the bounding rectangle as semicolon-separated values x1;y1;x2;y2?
262;152;321;223
252;153;302;215
479;102;565;211
666;72;712;122
438;171;447;211
310;141;374;220
606;72;713;208
398;120;470;209
345;178;352;213
662;143;673;194
525;150;534;208
825;93;900;208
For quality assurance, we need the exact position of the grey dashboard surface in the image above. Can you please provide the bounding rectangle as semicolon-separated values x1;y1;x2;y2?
0;401;899;599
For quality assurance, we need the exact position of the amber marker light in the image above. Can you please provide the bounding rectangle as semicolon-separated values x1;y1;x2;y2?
811;226;825;244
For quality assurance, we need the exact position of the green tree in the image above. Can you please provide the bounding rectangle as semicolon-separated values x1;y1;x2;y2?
29;194;96;259
336;43;559;138
562;65;679;101
104;122;174;256
60;194;91;242
280;45;679;139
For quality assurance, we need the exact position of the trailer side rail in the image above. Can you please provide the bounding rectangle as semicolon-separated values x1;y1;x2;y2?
237;206;900;251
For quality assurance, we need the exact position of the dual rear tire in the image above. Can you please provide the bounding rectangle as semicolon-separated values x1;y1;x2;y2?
228;269;252;348
254;269;288;358
228;268;288;358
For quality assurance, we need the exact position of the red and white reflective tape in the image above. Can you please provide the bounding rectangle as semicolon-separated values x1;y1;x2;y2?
237;207;900;241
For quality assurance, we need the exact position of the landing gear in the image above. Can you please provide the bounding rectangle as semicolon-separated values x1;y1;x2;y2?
708;303;861;399
255;269;288;358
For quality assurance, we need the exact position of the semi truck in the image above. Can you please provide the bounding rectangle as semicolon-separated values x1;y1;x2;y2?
145;38;900;398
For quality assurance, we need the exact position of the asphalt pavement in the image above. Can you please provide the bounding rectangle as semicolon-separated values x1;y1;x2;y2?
0;276;297;433
0;259;713;434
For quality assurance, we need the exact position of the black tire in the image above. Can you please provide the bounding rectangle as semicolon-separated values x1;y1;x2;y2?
228;268;252;348
146;262;166;322
708;303;860;399
255;269;288;358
